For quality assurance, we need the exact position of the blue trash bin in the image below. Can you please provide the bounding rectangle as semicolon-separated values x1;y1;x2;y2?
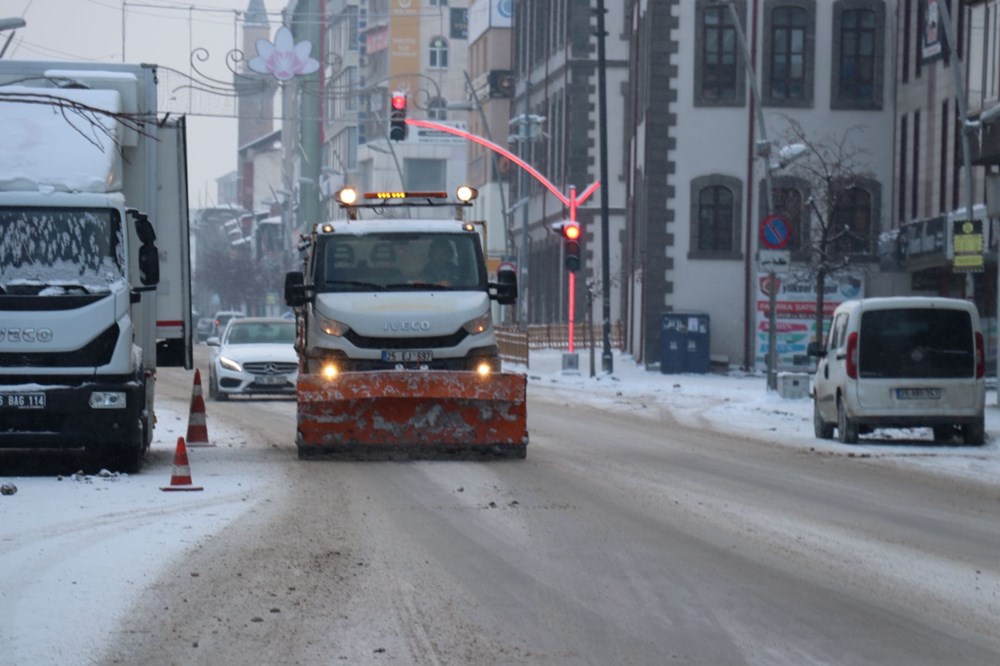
660;313;711;374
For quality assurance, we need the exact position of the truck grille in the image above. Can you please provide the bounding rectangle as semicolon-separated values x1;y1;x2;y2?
0;324;120;368
344;330;468;350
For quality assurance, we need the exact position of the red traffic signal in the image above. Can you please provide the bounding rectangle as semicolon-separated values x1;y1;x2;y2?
389;91;407;141
562;222;581;272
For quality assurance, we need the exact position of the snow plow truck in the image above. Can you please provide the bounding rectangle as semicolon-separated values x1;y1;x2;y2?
283;186;528;459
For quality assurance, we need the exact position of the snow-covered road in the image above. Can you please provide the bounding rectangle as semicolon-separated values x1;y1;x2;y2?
1;350;997;664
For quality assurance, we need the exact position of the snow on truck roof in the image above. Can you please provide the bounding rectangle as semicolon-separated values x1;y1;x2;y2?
0;85;123;194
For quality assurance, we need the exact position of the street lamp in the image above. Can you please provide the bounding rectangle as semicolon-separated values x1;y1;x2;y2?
724;3;811;391
0;17;26;59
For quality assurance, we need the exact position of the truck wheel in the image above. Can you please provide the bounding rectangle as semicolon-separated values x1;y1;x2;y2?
109;418;145;474
932;426;955;443
962;417;985;446
837;396;859;444
814;398;834;439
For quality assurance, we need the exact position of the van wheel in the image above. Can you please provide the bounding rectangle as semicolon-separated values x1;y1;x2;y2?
962;417;985;446
837;397;859;444
814;398;834;439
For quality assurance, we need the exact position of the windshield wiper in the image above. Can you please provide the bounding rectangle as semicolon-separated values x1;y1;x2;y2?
325;280;386;291
386;282;455;290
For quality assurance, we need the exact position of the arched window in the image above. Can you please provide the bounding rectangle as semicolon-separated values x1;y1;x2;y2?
832;186;873;254
769;175;810;255
428;97;448;120
429;37;449;68
690;175;743;258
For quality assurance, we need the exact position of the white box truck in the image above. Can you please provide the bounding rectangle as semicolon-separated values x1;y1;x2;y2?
0;61;192;472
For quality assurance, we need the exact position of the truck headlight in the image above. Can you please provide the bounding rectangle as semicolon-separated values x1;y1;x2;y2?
315;312;349;337
462;313;492;335
219;356;242;372
90;392;127;409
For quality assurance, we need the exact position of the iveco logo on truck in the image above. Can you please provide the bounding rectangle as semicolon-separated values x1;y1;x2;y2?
0;328;54;343
384;320;431;332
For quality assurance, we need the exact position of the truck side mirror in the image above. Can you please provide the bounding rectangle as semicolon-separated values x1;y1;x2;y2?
138;242;160;286
807;342;826;358
129;209;160;286
490;268;517;305
284;271;308;307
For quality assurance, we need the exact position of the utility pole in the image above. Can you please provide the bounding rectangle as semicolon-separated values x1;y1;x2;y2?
294;0;322;232
937;2;977;299
595;0;613;374
511;85;539;330
726;0;780;391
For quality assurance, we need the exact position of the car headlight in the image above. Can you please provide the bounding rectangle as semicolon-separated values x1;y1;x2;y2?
219;355;242;372
315;312;349;337
462;312;493;335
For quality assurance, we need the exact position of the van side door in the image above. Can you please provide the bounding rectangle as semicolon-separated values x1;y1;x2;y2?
816;312;848;421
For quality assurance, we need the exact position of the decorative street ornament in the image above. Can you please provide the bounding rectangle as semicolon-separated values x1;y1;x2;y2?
248;26;320;81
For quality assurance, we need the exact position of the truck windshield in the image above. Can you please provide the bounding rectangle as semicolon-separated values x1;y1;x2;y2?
315;232;487;292
859;308;974;379
0;207;125;294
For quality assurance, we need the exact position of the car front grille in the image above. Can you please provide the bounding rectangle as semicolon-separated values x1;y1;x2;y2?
243;361;298;375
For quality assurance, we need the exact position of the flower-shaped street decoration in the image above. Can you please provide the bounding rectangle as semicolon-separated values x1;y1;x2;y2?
248;26;320;81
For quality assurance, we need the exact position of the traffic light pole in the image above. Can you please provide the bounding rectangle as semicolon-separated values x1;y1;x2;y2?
569;186;577;353
405;119;600;353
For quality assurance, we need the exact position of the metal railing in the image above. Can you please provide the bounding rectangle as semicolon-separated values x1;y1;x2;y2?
497;322;624;369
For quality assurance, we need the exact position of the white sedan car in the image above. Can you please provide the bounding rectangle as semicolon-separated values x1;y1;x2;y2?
207;317;299;400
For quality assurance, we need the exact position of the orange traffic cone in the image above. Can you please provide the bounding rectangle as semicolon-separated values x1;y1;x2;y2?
186;368;212;447
160;437;204;492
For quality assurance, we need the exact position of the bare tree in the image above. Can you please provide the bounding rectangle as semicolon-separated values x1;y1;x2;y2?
778;118;878;344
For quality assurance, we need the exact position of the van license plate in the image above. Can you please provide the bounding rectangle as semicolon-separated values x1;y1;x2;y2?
0;392;46;409
896;388;941;400
382;350;433;363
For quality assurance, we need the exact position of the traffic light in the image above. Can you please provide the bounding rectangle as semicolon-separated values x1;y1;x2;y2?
562;221;581;272
389;91;407;141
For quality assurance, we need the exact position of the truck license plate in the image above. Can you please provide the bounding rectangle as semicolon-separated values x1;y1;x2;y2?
896;388;941;400
382;350;433;363
0;392;46;409
254;374;287;386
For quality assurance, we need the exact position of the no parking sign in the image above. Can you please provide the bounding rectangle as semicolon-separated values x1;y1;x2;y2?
759;214;791;250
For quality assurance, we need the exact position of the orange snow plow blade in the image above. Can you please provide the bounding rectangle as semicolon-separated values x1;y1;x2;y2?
295;371;528;460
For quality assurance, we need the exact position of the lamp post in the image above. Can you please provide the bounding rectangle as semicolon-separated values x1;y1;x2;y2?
725;1;782;391
0;17;26;58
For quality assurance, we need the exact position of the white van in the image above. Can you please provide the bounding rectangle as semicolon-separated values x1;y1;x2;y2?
809;297;986;445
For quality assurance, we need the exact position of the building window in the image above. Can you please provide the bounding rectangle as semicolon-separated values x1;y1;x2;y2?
690;175;743;258
694;0;746;107
832;186;874;255
429;0;447;5
429;37;449;68
763;2;815;107
428;97;447;121
771;177;810;255
700;186;734;251
831;1;885;110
